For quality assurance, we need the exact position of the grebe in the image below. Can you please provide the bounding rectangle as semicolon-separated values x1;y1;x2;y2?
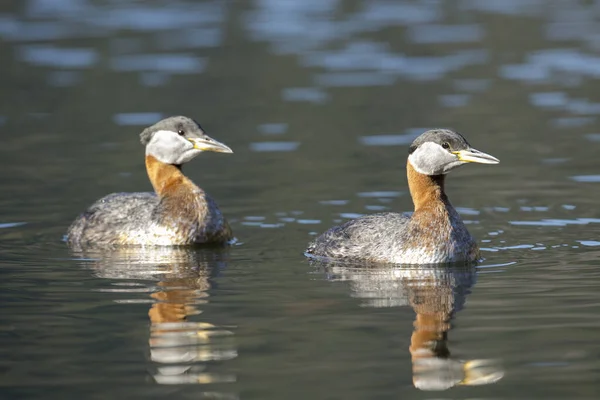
306;129;499;264
66;116;234;247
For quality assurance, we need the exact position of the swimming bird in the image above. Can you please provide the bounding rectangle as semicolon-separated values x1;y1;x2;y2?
306;129;499;264
66;116;234;247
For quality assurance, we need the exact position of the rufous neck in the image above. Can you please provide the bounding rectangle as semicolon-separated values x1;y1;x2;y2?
145;155;185;196
409;312;451;360
406;161;447;211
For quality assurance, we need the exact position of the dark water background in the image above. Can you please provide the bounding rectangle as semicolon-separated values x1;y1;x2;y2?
2;1;600;398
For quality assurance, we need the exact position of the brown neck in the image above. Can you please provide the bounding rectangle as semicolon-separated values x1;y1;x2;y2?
406;161;447;211
145;155;186;197
409;312;451;361
149;277;207;325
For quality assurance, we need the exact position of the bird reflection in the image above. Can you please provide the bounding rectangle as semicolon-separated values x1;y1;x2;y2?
315;261;503;391
72;246;237;386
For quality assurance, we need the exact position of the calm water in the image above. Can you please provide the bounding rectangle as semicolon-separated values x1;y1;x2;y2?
2;0;600;398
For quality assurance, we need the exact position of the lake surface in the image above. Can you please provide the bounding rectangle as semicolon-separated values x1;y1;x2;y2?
2;1;600;398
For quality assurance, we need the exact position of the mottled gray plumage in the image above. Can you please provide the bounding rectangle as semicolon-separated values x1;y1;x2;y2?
306;209;475;264
306;129;499;265
67;193;158;246
66;190;230;247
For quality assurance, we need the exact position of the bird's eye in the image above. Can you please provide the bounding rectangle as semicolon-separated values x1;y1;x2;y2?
178;129;185;136
441;142;450;150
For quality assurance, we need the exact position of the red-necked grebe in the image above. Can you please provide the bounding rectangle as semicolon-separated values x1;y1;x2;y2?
66;116;233;247
306;129;499;264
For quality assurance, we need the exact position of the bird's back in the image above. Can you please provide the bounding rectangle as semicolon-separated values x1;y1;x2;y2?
66;192;159;246
306;210;477;264
306;212;411;262
67;189;233;247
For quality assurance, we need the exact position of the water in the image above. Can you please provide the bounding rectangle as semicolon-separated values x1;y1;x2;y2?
2;0;600;398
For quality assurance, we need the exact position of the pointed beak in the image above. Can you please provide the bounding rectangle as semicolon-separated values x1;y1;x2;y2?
188;136;233;154
453;148;499;164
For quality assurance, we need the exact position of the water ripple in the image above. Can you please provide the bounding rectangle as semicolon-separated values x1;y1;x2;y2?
19;45;98;68
113;112;163;126
257;123;288;135
509;218;600;226
282;87;329;103
249;141;300;152
577;240;600;247
111;54;206;73
571;175;600;183
359;133;418;146
0;222;27;229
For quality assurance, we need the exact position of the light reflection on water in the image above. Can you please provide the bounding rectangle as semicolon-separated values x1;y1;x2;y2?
571;175;600;183
1;0;599;92
113;112;164;126
3;0;600;398
257;123;288;135
3;0;227;87
359;133;419;147
313;261;503;390
249;141;300;152
18;45;98;68
281;87;329;103
72;247;237;387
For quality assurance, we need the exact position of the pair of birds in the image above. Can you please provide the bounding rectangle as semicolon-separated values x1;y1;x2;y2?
66;116;499;265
